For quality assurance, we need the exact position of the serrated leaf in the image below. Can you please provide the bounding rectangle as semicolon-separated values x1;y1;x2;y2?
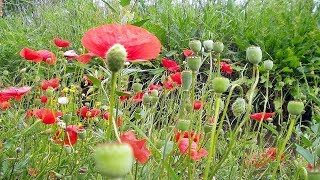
131;19;150;27
295;144;315;164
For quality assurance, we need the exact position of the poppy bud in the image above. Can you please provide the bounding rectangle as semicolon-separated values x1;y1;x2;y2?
34;98;42;106
204;124;212;133
64;145;72;154
78;128;86;140
150;90;159;97
185;102;193;113
142;93;151;105
187;56;201;72
94;143;133;178
46;87;55;96
189;40;202;53
203;40;214;51
263;60;273;71
132;83;143;93
279;81;285;87
3;70;9;76
231;98;246;116
151;96;159;104
246;46;262;65
182;70;192;91
287;101;304;115
106;44;127;72
155;139;165;149
212;77;230;93
176;120;190;131
213;42;224;53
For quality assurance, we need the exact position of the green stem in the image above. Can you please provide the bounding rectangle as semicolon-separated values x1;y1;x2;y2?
191;71;196;104
272;115;296;179
203;93;221;180
208;52;213;81
217;53;221;77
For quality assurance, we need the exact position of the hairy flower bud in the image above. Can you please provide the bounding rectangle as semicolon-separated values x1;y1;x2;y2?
287;101;304;115
232;98;246;116
246;46;262;65
213;42;224;53
189;40;202;53
176;120;190;131
106;44;127;72
132;83;143;93
212;77;230;93
150;90;158;97
264;60;273;71
203;40;214;51
182;70;192;91
187;56;202;72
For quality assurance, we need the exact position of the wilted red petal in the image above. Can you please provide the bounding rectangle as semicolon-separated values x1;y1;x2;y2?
40;95;48;104
132;92;144;103
20;48;42;62
41;78;60;90
161;59;180;72
0;101;10;110
170;72;182;86
53;38;71;48
81;24;161;61
250;112;275;121
183;49;194;57
77;53;92;64
220;62;233;74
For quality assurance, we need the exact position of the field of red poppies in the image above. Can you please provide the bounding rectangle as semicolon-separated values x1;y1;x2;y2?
1;1;320;180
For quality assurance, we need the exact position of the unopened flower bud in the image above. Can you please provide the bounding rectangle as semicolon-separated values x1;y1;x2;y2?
279;81;285;87
212;77;230;93
142;93;151;105
3;70;9;76
64;145;72;154
246;46;262;65
106;44;127;72
264;60;273;71
150;90;158;97
203;40;214;51
78;128;86;140
189;40;202;53
94;143;133;178
187;56;202;72
132;83;143;93
176;120;190;131
46;87;55;96
287;101;304;115
213;42;224;53
231;98;246;116
182;70;192;91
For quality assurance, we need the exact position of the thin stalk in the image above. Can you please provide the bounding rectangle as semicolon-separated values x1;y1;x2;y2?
217;53;221;77
208;52;213;81
203;93;221;180
190;71;196;103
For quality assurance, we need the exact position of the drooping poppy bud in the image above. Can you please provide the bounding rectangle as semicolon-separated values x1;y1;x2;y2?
94;143;133;178
187;56;202;72
142;93;152;105
232;98;246;116
246;46;262;65
106;44;127;72
287;101;304;115
264;60;273;71
189;40;202;53
213;42;224;53
203;40;214;52
182;70;192;91
212;77;230;93
132;83;143;93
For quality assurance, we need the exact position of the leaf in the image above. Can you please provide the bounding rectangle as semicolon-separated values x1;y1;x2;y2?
300;135;312;147
165;50;178;57
262;123;278;136
86;75;101;87
131;19;150;27
120;0;130;6
295;144;315;164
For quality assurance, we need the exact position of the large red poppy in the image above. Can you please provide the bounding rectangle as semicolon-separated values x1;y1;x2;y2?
161;59;180;72
20;48;42;63
220;62;233;74
53;38;71;48
64;125;78;145
0;86;32;101
250;112;275;121
120;131;151;163
34;108;63;124
37;50;57;65
183;49;194;57
41;78;60;91
175;131;202;143
81;24;161;61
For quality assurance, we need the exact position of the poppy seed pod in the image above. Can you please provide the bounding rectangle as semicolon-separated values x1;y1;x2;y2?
150;90;159;97
94;143;133;178
231;98;246;116
213;42;224;53
187;56;202;72
203;40;214;51
142;93;152;105
106;44;127;72
212;77;230;93
78;128;86;140
189;40;202;53
246;46;262;65
264;60;273;71
287;101;304;115
176;120;190;131
132;83;143;93
182;70;192;91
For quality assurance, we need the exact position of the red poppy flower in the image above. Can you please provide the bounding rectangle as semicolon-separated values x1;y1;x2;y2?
41;78;60;91
193;100;203;110
40;95;48;104
102;111;122;127
37;50;57;65
308;163;313;170
178;138;208;161
20;48;42;63
220;62;233;74
132;92;144;103
175;131;202;143
53;38;71;48
170;72;182;86
246;147;284;168
183;49;194;57
0;101;10;110
0;86;32;101
77;53;92;64
250;112;275;121
149;84;162;91
78;106;101;118
64;125;78;145
119;91;132;102
81;24;161;61
120;131;152;163
64;50;79;59
161;59;180;72
164;79;174;90
34;108;63;124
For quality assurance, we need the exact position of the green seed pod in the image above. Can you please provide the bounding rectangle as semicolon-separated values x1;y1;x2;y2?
213;42;224;53
287;101;304;115
297;166;308;180
106;44;127;72
212;77;230;93
132;83;143;93
189;40;202;53
151;96;159;104
187;56;202;72
203;40;214;52
246;46;262;65
204;124;213;133
231;98;246;116
78;128;86;140
142;93;152;105
3;70;9;76
182;70;192;91
264;60;273;71
94;143;133;178
279;82;285;87
150;90;159;97
64;145;72;154
155;139;165;149
176;120;190;131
